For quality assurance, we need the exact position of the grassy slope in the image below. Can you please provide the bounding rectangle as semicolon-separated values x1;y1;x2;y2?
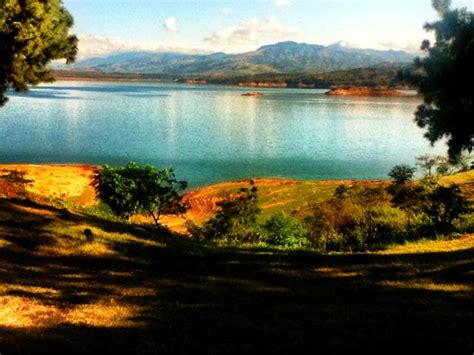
0;165;473;353
0;198;473;354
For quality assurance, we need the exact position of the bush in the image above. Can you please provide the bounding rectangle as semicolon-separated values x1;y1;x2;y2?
390;178;471;234
388;164;416;185
192;186;263;245
263;213;309;248
306;186;409;251
92;162;187;228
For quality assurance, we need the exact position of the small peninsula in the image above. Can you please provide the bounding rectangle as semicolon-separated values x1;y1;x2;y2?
325;87;412;97
242;91;264;97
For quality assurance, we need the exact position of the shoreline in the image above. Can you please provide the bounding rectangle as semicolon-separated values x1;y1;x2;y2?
0;163;387;188
52;75;416;93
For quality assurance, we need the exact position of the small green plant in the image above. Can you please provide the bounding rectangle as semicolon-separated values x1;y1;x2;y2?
263;213;309;248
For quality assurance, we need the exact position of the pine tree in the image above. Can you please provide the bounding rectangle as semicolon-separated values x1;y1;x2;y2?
0;0;77;106
406;0;474;162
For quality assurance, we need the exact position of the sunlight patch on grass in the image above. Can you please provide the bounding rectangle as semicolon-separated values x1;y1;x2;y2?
0;284;61;297
108;286;157;297
0;238;11;248
380;234;474;254
0;295;143;329
0;296;61;328
37;239;116;257
312;267;363;278
381;279;473;293
66;300;143;327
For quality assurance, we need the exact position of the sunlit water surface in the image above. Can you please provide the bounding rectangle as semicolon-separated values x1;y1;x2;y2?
0;82;446;187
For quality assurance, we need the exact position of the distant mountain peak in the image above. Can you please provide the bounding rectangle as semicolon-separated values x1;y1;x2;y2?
64;41;414;77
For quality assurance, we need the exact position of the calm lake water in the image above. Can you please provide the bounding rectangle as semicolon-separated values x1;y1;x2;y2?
0;82;446;187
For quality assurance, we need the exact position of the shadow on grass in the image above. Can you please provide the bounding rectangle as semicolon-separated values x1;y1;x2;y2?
0;198;473;354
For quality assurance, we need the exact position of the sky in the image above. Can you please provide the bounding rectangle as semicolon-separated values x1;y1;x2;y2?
63;0;474;59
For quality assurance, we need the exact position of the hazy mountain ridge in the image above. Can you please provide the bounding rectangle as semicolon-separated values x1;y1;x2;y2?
65;41;414;76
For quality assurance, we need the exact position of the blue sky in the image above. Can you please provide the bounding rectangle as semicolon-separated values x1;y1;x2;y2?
63;0;474;58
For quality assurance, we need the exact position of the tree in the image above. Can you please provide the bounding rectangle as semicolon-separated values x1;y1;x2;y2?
92;162;188;229
405;0;473;161
416;154;439;176
0;0;77;106
194;185;262;244
388;165;416;186
424;184;470;230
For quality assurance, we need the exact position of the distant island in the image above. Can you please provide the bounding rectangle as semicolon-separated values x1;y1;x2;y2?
326;87;413;97
242;91;264;97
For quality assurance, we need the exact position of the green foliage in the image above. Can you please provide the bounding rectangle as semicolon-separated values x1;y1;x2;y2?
193;186;263;244
390;178;471;234
415;153;473;177
305;186;408;251
262;213;309;248
416;154;439;176
92;162;188;228
388;164;416;185
0;0;77;106
425;184;471;229
404;0;474;161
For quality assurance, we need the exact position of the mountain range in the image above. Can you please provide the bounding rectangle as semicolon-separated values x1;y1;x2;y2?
63;41;415;77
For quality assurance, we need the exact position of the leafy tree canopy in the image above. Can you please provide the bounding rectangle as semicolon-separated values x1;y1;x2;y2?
403;0;473;161
0;0;77;106
388;164;416;186
194;185;262;244
92;162;188;229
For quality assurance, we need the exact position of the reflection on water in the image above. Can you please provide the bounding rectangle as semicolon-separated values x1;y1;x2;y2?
0;82;446;186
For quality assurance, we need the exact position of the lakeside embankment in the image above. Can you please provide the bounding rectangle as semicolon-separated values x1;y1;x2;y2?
325;87;413;97
0;164;387;232
3;164;473;233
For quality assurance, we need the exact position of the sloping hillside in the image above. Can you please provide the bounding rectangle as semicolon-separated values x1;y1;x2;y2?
63;41;414;77
0;195;473;354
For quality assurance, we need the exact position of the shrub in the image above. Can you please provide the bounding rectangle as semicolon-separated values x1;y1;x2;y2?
306;186;408;251
263;213;309;248
92;162;187;228
388;164;416;185
390;179;471;234
193;186;263;244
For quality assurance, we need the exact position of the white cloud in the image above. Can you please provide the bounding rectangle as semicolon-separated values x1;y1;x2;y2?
275;0;291;6
76;35;208;60
164;17;178;32
204;17;301;52
76;35;143;59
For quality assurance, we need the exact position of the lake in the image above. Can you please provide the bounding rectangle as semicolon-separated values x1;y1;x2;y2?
0;82;446;187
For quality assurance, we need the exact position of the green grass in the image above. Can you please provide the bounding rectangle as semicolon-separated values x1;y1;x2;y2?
0;197;473;354
185;178;384;225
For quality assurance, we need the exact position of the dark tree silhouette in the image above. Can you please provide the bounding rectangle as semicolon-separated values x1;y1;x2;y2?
0;0;77;106
404;0;473;161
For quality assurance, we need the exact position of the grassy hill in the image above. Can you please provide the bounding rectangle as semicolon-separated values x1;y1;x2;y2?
0;165;473;353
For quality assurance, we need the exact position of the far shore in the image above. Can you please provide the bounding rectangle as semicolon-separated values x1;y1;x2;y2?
52;73;416;93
